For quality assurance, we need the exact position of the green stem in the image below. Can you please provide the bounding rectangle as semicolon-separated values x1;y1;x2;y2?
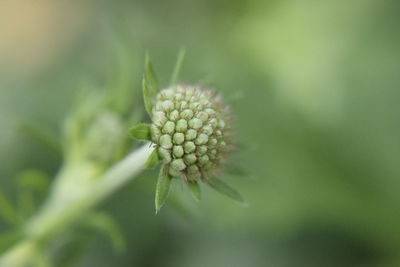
0;144;154;267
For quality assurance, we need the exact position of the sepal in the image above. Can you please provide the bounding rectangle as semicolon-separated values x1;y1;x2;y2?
186;181;201;202
144;149;160;169
207;177;244;204
129;123;151;141
142;54;159;117
155;166;172;214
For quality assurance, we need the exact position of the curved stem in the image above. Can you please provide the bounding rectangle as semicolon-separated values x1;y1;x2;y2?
0;144;154;267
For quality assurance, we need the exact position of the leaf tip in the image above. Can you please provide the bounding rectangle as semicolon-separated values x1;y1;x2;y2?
207;177;244;204
187;181;201;202
142;53;159;117
154;166;172;214
129;123;151;141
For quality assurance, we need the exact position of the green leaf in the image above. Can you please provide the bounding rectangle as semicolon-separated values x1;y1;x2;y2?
83;212;126;253
155;166;172;214
169;48;186;86
187;181;201;202
129;123;151;141
142;53;159;116
207;177;244;203
145;149;160;169
226;165;248;177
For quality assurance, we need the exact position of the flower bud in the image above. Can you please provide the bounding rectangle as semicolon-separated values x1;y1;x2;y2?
137;56;244;211
150;85;232;181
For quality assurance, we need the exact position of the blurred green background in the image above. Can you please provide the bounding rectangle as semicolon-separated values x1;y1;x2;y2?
1;0;400;266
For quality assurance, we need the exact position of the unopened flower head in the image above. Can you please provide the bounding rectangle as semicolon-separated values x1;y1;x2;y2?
150;85;232;181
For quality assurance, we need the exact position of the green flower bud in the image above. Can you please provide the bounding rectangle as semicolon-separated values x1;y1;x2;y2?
208;138;217;147
162;100;174;111
162;121;175;134
209;118;218;127
151;85;232;182
187;165;201;180
188;118;202;129
187;165;199;174
184;153;197;165
197;145;208;155
196;111;209;122
184;141;196;153
195;133;208;145
169;110;180;121
198;155;209;165
158;148;171;163
159;134;172;149
185;129;197;141
175;119;188;132
181;109;194;120
151;124;161;142
153;111;167;124
173;132;185;145
202;125;213;136
171;159;186;171
173;145;184;158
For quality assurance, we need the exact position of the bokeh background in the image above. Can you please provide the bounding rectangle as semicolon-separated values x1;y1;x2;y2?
1;0;400;266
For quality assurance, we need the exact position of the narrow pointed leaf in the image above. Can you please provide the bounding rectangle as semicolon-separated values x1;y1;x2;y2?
169;48;186;86
155;166;172;214
142;79;153;117
145;148;160;169
187;181;201;202
207;177;244;203
144;54;159;93
129;123;151;141
226;165;248;177
142;53;159;116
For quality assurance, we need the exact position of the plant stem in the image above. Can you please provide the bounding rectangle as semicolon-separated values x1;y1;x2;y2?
0;144;154;267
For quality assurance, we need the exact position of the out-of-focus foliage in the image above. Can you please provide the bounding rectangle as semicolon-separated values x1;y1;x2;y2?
1;0;400;266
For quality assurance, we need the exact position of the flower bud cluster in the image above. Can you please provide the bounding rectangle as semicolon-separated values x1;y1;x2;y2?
151;85;231;181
